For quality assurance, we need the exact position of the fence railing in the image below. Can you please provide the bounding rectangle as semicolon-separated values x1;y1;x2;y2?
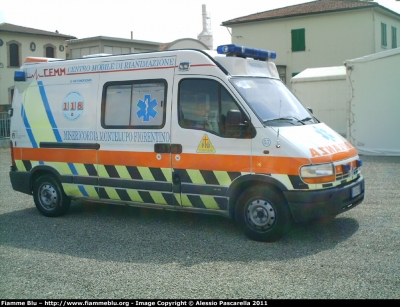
0;111;11;139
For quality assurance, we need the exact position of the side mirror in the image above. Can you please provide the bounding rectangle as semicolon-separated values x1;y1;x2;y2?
225;109;254;138
226;110;242;126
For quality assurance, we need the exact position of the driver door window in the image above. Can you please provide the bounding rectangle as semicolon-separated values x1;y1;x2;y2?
178;79;254;138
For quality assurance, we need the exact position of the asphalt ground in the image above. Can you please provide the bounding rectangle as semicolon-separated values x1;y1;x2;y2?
0;147;399;299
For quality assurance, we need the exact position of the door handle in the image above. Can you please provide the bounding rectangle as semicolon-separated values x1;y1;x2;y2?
154;143;170;153
171;144;182;154
154;143;182;154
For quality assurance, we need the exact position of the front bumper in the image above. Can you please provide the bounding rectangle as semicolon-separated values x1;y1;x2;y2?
283;176;365;223
10;170;32;195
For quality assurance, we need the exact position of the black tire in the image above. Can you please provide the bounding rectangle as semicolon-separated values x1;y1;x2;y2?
33;175;71;217
235;185;293;242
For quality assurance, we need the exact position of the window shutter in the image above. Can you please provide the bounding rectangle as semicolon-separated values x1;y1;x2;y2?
381;23;387;47
298;29;305;51
46;46;55;58
10;43;19;67
291;30;297;51
291;29;305;52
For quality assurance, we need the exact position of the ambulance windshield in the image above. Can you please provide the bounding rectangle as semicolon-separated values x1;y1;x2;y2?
230;77;317;126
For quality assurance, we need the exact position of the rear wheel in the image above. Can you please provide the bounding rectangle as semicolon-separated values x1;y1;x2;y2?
235;185;292;242
33;175;71;217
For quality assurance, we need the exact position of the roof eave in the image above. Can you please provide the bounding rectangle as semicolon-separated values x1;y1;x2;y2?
221;5;399;27
67;36;163;45
0;29;76;39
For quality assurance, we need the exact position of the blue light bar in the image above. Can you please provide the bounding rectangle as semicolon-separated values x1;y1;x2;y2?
217;44;276;60
14;71;26;81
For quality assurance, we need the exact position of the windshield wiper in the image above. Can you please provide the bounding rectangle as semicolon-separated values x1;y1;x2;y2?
300;116;315;123
264;116;305;125
264;117;293;123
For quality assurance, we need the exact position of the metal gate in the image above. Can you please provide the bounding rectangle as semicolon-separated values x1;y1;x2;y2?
0;111;10;139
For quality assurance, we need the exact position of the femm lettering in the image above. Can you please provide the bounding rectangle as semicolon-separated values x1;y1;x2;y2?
44;68;66;77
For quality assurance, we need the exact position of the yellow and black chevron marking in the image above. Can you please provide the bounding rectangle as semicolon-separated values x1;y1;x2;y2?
94;165;241;210
16;160;245;211
15;158;363;210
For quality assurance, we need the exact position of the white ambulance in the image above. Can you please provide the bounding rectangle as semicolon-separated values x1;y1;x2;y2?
9;44;364;242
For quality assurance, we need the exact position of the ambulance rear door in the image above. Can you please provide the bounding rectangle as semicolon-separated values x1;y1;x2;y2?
97;54;180;207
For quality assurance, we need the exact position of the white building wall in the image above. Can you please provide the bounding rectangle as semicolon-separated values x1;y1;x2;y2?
198;35;213;50
373;11;400;52
0;32;67;107
230;8;399;88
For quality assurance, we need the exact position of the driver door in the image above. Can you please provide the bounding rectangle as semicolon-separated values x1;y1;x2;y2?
170;76;253;211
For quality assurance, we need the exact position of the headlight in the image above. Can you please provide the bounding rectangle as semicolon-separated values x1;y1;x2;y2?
300;163;335;184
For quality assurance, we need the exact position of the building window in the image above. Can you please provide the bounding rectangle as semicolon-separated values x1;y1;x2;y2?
30;42;36;51
70;46;100;59
276;65;287;84
291;28;305;52
381;22;387;47
8;41;21;67
46;46;55;58
104;46;131;55
9;87;15;104
102;79;167;129
392;26;397;48
43;44;56;58
292;72;299;77
70;49;81;59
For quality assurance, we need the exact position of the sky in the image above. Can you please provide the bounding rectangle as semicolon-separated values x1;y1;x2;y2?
1;0;399;47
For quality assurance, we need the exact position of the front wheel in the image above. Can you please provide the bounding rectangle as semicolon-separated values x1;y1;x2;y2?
33;175;71;217
235;186;293;242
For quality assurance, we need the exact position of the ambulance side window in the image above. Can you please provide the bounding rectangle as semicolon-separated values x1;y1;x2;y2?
178;79;254;138
102;79;167;129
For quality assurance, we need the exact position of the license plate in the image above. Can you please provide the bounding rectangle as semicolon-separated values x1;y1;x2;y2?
351;184;361;198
